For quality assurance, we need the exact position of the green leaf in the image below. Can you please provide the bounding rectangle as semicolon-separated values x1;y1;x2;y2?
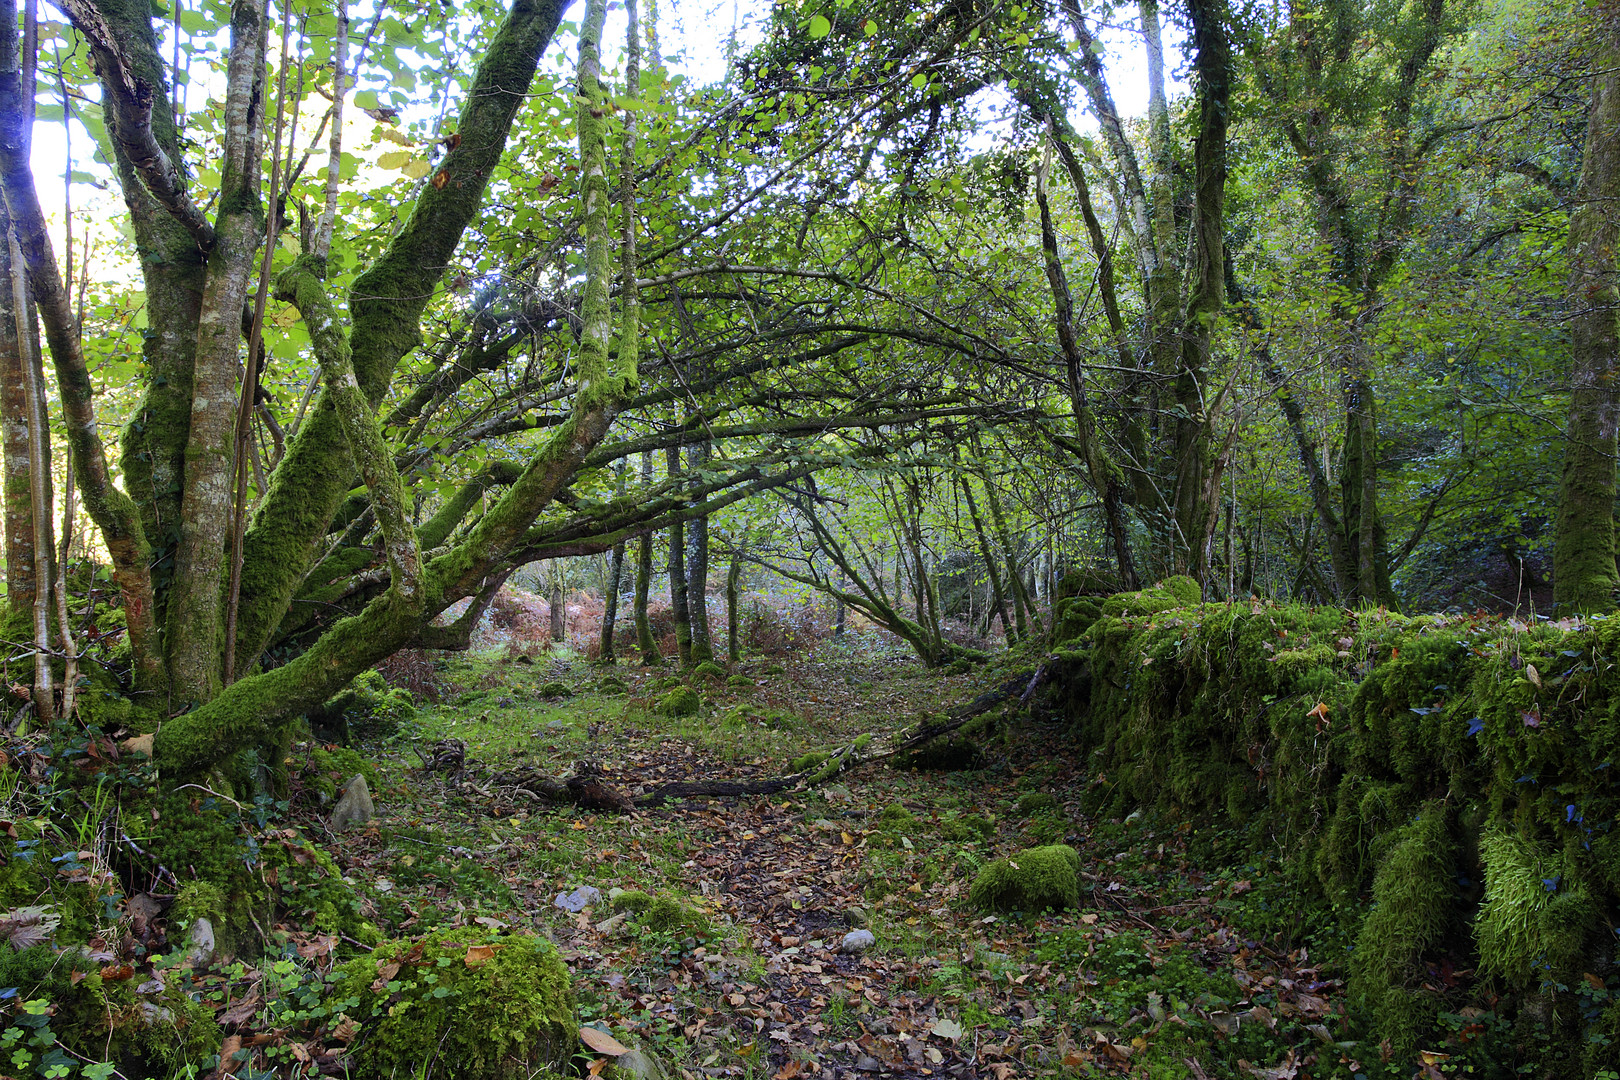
864;18;878;35
808;14;831;38
911;72;927;89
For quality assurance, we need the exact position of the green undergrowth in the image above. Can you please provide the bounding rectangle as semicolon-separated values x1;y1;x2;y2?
1048;576;1620;1075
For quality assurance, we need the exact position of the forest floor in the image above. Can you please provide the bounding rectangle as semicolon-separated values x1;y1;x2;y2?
282;643;1364;1080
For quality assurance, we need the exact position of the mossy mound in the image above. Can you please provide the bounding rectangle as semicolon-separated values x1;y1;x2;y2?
969;844;1081;913
692;661;728;680
612;890;656;914
940;813;996;842
335;927;576;1080
597;675;629;694
537;680;573;698
877;803;917;828
760;663;786;676
1013;792;1060;817
654;685;701;717
894;734;987;771
307;669;416;743
726;674;754;688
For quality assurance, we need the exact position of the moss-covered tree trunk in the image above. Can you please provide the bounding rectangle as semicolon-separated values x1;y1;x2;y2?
0;199;37;625
1555;16;1620;614
634;452;659;664
165;0;266;703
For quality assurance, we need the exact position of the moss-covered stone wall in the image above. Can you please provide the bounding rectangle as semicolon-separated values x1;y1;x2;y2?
1049;578;1620;1072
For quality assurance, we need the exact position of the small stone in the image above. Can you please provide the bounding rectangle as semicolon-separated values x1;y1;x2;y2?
611;1050;667;1080
555;885;603;913
839;929;875;955
976;949;1010;966
330;775;374;831
843;906;869;928
547;719;567;730
855;1056;882;1073
184;917;216;968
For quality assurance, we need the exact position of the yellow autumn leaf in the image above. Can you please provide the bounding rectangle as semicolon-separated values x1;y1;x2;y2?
377;150;412;170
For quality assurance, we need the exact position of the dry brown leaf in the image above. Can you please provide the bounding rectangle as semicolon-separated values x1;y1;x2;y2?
464;945;496;967
579;1026;630;1056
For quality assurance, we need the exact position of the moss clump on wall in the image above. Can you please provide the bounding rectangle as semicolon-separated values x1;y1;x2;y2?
335;927;576;1080
655;685;700;717
1347;802;1456;1060
1045;581;1620;1074
969;844;1080;913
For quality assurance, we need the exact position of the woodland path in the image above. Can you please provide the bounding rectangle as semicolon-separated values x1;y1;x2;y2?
297;649;1348;1080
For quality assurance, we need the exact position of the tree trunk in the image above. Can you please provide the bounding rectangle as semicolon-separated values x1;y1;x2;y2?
600;542;624;662
984;478;1032;639
1556;13;1620;613
666;444;692;666
960;475;1012;643
0;198;35;623
549;567;565;642
726;547;741;662
685;439;713;662
634;451;659;663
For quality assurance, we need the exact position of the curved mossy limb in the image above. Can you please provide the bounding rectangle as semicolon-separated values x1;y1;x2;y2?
335;928;576;1080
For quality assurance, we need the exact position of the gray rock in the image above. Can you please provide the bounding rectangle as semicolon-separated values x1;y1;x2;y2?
555;885;603;912
331;775;374;831
843;906;869;928
612;1050;667;1080
839;929;875;955
185;917;216;967
855;1056;883;1073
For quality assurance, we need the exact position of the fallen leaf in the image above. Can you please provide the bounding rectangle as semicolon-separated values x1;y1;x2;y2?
465;945;495;968
930;1019;963;1041
580;1026;630;1056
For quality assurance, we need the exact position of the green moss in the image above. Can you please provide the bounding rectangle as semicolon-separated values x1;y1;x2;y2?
538;680;573;698
654;685;700;716
726;674;754;688
1013;792;1059;817
335;927;576;1080
969;844;1081;913
612;890;655;914
940;813;996;842
878;803;916;828
0;944;221;1074
1348;801;1455;1058
790;750;831;773
597;675;629;694
641;896;711;936
692;661;727;680
170;880;225;932
891;735;986;771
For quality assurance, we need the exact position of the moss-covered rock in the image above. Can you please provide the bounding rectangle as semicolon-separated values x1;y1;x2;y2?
692;661;728;680
538;680;573;698
726;674;754;688
612;890;656;914
335;927;576;1080
654;685;700;717
969;844;1081;912
597;675;629;694
0;944;221;1075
